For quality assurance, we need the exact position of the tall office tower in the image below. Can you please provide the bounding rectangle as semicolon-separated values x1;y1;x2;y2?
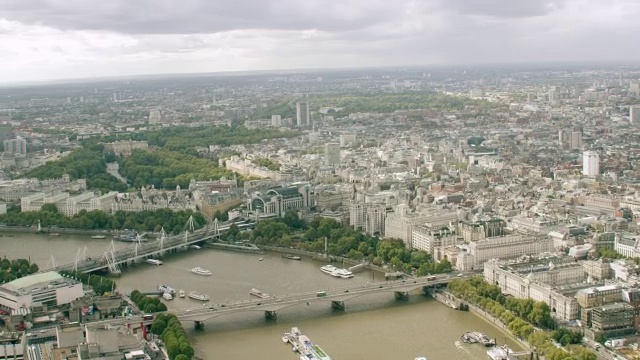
324;143;340;166
113;92;118;102
271;115;282;127
630;106;640;124
296;101;310;127
148;109;161;124
569;131;582;149
548;88;557;104
3;137;27;154
527;93;535;104
582;151;600;177
631;82;640;97
558;130;567;147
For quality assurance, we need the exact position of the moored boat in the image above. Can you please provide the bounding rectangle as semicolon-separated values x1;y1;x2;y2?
157;285;176;295
162;292;173;300
283;254;302;260
320;265;339;276
282;327;331;360
188;292;210;301
250;288;271;299
146;259;163;265
191;267;212;276
91;235;106;239
49;233;60;236
178;289;185;298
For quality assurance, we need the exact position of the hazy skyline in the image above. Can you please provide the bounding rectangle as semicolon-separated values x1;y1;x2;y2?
1;0;639;83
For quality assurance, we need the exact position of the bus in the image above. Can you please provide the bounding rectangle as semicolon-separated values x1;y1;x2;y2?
426;275;437;281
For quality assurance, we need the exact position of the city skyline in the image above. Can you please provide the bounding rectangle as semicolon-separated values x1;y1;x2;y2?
1;0;640;83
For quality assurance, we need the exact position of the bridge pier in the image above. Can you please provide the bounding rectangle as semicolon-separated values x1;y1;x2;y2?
264;310;277;320
194;321;204;330
394;291;409;301
331;301;345;311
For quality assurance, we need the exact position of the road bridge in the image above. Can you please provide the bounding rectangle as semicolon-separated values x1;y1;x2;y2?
173;274;470;328
44;218;255;274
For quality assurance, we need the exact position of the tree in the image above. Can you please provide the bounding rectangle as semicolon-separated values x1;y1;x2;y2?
28;263;39;274
151;319;167;335
174;355;189;360
179;342;195;359
144;304;157;314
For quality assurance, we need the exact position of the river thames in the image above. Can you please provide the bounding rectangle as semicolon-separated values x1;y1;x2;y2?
0;232;522;359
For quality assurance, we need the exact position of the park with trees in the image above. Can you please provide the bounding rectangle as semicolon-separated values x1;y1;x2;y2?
0;204;206;235
226;211;452;275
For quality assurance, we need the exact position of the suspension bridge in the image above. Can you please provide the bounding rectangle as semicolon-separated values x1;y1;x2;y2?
43;217;255;274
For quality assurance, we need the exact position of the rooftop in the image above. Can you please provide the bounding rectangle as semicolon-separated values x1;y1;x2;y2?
1;271;68;294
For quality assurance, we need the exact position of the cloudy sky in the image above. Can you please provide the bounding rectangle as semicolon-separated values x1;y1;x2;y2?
1;0;639;83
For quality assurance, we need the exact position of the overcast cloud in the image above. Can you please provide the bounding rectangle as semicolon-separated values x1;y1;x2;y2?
0;0;639;82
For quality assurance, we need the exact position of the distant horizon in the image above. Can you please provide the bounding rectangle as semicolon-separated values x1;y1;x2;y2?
1;60;639;88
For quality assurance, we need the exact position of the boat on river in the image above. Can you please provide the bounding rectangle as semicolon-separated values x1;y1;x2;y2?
91;235;106;239
283;254;302;260
157;285;176;295
250;288;271;299
188;292;210;301
178;289;185;298
146;259;163;265
191;267;212;276
162;292;173;300
283;327;332;360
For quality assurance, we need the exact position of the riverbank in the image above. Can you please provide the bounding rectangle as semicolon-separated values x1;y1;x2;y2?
432;290;534;358
0;225;113;236
259;245;392;275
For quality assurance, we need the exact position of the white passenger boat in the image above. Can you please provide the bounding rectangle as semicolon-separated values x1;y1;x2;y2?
157;285;176;295
250;288;271;299
162;292;173;300
91;235;106;239
178;289;185;298
336;268;354;279
188;292;210;301
146;259;163;265
320;265;339;277
191;267;212;276
414;357;427;360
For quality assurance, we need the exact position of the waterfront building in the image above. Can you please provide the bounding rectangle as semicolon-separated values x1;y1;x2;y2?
0;272;84;312
411;224;461;254
112;187;196;213
484;258;585;320
349;202;387;236
468;234;553;269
